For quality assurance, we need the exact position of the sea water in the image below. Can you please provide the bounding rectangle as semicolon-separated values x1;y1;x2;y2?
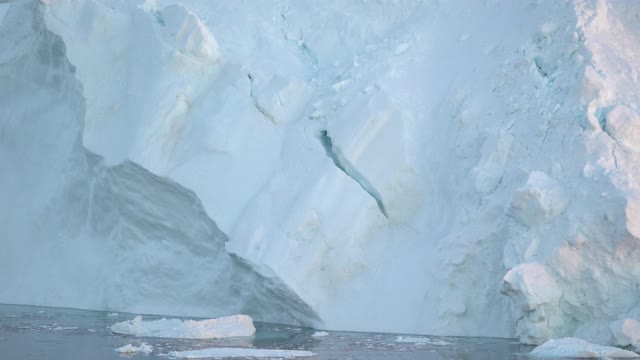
0;304;543;359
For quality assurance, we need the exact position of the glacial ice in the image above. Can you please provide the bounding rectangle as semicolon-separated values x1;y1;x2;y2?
110;315;255;339
611;319;640;351
395;336;452;346
1;0;640;346
114;342;153;354
0;0;317;327
530;338;639;358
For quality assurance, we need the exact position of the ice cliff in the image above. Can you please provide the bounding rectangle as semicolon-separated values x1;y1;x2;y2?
1;0;640;345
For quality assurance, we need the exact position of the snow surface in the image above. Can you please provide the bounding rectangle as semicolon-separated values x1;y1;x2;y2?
2;0;640;345
167;347;317;359
530;338;639;358
110;315;255;339
115;343;153;354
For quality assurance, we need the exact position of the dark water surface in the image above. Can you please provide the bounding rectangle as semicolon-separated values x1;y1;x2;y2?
0;304;542;359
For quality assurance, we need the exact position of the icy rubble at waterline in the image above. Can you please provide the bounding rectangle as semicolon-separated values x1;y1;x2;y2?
114;342;153;354
111;315;255;339
395;336;452;346
530;338;639;359
1;0;640;346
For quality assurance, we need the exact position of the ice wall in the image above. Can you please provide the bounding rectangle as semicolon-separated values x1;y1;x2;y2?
0;1;317;326
2;0;640;343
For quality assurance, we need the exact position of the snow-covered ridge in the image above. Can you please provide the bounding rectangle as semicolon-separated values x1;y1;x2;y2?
1;0;640;345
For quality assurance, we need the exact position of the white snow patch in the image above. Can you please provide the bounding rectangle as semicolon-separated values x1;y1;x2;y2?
530;338;639;358
115;343;153;354
167;347;317;359
311;331;329;337
111;315;255;339
611;319;640;350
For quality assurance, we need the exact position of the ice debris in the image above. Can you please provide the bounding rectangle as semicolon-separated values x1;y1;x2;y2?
530;338;639;358
111;315;255;339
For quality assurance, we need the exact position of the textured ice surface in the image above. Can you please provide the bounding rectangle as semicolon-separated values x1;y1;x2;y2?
111;315;255;339
114;342;153;354
2;0;640;344
530;338;639;358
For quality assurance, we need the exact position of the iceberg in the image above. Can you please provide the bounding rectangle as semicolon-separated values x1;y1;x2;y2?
530;338;639;359
114;343;153;354
111;315;255;339
395;336;452;346
1;0;640;345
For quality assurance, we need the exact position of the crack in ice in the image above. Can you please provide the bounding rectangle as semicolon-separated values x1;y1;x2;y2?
318;129;388;218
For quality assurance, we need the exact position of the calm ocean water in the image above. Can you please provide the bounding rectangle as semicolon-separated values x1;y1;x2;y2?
0;304;544;359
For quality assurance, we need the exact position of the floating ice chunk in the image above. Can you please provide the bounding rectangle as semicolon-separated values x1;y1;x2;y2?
167;347;317;358
395;336;452;345
52;326;79;331
115;343;153;354
111;315;255;339
107;313;119;317
312;331;329;337
530;338;639;358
